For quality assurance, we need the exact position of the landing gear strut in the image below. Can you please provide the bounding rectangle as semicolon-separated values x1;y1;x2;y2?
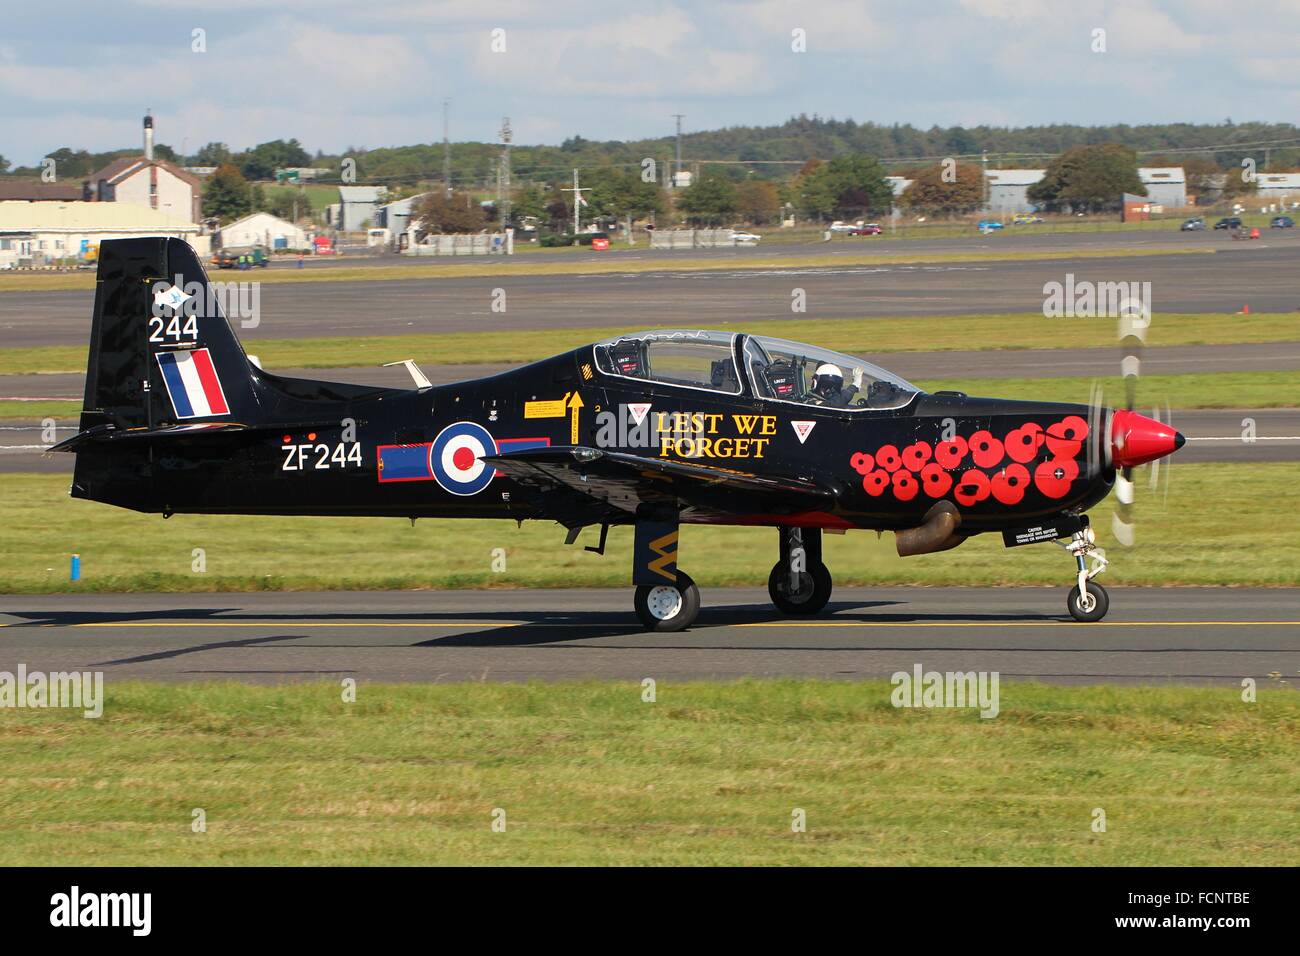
632;511;699;631
1057;522;1109;622
768;527;832;615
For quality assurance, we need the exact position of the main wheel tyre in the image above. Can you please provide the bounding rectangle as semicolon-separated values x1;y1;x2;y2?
1067;581;1109;622
767;560;833;615
634;570;701;632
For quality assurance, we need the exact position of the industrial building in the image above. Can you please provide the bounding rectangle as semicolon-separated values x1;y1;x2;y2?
983;169;1045;214
374;193;430;247
1253;172;1300;206
0;200;208;268
982;166;1188;214
1138;167;1187;208
326;185;388;232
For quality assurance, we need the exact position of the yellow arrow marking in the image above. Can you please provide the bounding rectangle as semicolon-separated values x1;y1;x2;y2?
567;390;585;444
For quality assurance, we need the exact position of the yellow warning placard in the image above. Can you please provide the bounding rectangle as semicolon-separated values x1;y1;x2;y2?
525;396;568;419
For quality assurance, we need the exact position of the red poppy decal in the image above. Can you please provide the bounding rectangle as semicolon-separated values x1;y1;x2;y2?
953;469;991;506
901;441;932;472
934;436;968;470
1004;422;1044;464
1045;415;1089;459
969;430;1005;469
892;469;920;501
862;470;889;496
850;413;1086;506
990;463;1031;505
1033;456;1079;498
920;461;953;498
875;444;902;473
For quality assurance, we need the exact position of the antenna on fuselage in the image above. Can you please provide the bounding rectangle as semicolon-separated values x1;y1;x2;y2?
383;360;433;389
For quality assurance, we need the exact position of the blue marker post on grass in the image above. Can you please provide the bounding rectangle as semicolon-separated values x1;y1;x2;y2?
70;553;80;582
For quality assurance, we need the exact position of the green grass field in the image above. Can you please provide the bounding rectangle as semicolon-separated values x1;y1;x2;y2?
4;464;1298;593
3;312;1295;376
0;680;1293;865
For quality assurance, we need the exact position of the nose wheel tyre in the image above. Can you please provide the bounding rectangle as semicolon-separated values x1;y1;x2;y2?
767;561;833;615
1067;581;1109;622
634;571;701;632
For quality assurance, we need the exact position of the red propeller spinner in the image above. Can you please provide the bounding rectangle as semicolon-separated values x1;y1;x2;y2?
1110;409;1185;468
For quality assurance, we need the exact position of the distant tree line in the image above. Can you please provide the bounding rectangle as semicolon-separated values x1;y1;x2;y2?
4;116;1290;228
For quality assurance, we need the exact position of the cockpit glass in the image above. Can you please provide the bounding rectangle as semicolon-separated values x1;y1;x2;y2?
742;334;919;410
593;330;741;394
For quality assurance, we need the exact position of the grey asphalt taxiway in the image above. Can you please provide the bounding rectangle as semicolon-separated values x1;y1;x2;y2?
3;234;1298;348
1;587;1296;687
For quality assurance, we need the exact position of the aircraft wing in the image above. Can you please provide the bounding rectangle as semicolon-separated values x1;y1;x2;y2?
483;445;839;520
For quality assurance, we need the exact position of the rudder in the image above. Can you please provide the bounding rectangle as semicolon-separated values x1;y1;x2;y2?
81;237;259;432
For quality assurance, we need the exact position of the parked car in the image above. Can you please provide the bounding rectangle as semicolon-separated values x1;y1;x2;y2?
1011;214;1044;225
589;233;610;251
729;231;763;242
848;224;882;236
828;221;858;233
977;220;1004;230
1213;217;1242;230
1180;217;1206;231
1270;216;1294;228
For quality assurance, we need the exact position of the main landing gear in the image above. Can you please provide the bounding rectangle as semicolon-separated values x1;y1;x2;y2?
626;518;834;631
1057;523;1109;622
767;526;832;615
631;512;700;632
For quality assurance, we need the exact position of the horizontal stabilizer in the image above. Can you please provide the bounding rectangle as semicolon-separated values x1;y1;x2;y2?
49;418;358;453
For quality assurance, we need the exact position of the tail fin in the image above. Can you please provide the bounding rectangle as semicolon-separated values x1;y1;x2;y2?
81;237;258;432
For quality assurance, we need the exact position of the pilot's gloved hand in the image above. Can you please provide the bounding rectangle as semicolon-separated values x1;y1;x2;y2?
851;367;863;390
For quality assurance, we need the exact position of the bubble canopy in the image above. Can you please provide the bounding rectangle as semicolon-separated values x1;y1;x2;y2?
591;329;921;410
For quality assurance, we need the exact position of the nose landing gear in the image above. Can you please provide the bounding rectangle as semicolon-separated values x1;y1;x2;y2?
1057;524;1109;622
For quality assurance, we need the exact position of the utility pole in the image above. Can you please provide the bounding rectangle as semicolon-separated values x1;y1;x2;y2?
442;98;452;199
499;116;512;228
562;168;591;235
672;113;684;188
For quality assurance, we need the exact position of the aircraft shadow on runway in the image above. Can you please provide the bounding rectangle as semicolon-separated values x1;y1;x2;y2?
0;601;1075;662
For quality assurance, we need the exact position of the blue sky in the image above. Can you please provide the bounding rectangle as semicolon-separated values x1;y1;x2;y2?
2;0;1296;164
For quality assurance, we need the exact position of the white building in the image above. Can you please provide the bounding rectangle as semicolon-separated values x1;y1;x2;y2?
1138;167;1187;209
982;166;1187;213
0;201;209;267
84;112;203;222
1254;173;1300;206
219;211;310;251
326;186;388;232
983;169;1046;214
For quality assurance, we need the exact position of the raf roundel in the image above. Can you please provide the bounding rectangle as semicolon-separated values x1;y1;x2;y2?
429;421;498;496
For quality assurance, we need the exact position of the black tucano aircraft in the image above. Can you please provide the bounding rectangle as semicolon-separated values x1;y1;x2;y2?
54;238;1184;630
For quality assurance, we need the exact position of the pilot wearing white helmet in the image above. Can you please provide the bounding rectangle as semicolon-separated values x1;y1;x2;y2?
810;362;863;406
